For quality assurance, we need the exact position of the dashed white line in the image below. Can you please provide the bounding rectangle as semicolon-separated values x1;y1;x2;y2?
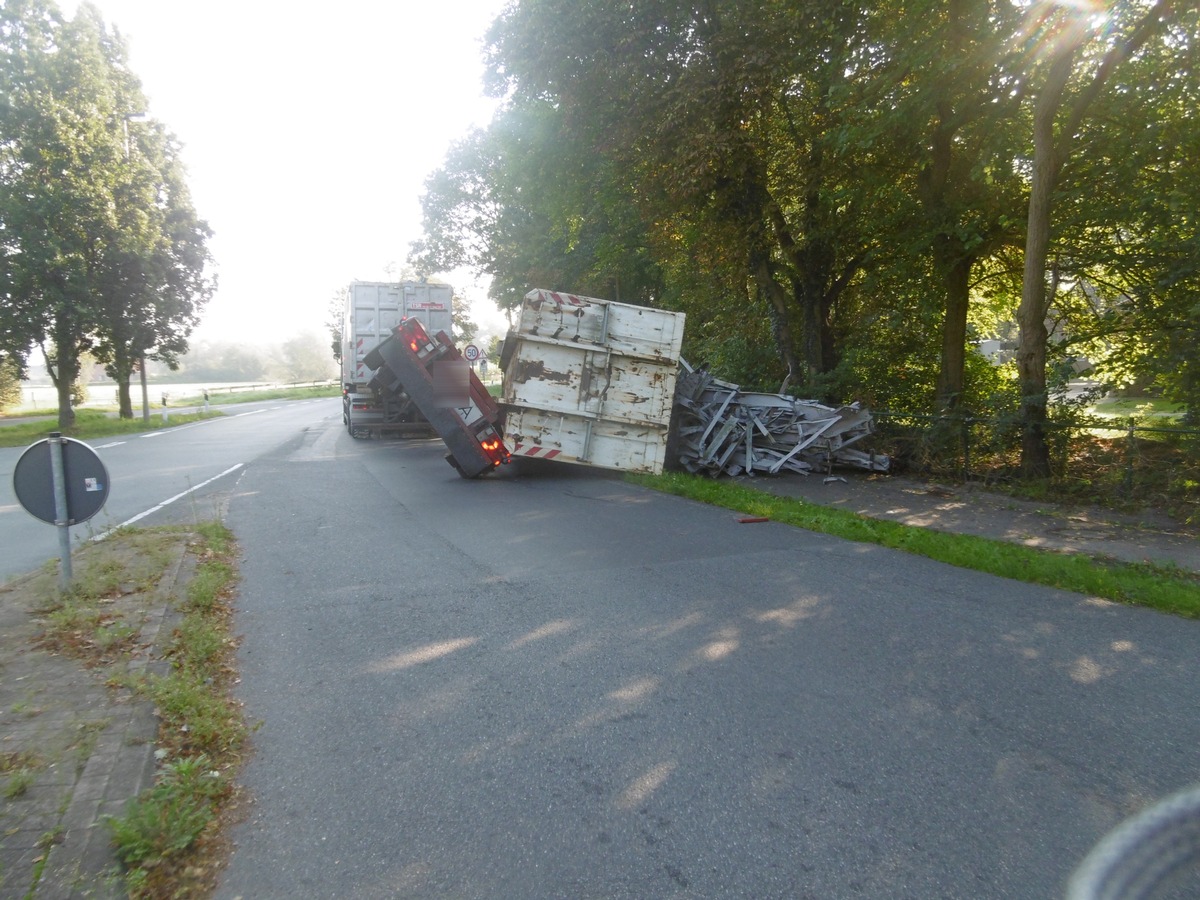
95;441;127;449
90;463;245;543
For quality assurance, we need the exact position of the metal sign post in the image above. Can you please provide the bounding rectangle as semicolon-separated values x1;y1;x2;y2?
12;434;111;591
49;434;73;588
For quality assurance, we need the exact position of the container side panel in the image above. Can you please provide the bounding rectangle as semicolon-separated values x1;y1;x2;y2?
504;408;668;475
503;339;678;427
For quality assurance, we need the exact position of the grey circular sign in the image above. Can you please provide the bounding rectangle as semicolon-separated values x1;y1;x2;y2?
13;437;110;525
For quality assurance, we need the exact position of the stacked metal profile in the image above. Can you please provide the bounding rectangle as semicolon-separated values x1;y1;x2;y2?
673;362;890;477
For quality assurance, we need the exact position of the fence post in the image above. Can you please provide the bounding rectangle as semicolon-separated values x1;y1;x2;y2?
961;414;971;480
1124;417;1135;494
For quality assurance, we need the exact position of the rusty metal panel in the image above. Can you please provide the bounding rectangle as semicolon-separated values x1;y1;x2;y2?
499;289;685;476
519;289;685;361
502;339;677;427
504;407;669;475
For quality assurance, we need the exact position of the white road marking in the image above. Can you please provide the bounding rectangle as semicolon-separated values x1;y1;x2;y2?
95;441;127;449
90;464;245;542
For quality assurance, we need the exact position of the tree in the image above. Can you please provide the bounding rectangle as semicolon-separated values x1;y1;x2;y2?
80;10;212;419
0;1;211;424
1013;0;1178;475
863;0;1027;411
0;355;22;411
483;0;881;392
326;287;346;368
272;331;336;383
0;0;111;428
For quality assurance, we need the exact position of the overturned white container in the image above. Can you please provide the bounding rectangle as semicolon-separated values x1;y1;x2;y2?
500;289;685;475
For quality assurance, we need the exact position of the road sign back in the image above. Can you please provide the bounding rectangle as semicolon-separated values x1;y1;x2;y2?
13;437;110;525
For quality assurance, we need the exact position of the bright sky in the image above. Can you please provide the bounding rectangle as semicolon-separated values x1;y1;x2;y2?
61;0;511;346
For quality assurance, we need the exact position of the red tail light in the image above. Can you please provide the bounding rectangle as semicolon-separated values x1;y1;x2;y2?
478;433;511;466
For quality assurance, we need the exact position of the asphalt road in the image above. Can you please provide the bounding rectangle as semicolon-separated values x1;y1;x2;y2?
0;399;337;582
215;414;1200;899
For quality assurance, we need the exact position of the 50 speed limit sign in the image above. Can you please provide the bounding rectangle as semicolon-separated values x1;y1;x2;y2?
463;344;481;361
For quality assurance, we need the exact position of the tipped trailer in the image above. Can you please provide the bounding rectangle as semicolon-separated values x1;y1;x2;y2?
356;287;686;479
341;281;452;437
499;289;686;476
364;317;511;479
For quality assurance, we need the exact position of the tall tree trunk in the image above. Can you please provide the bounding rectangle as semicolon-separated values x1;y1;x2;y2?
1016;33;1077;478
43;336;79;431
935;249;973;411
751;254;803;385
1015;3;1170;477
112;350;136;418
55;376;75;431
117;378;133;419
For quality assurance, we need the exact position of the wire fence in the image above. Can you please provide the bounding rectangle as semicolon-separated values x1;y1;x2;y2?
871;409;1200;511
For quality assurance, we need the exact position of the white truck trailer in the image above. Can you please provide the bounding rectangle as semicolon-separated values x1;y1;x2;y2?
499;289;686;475
341;280;453;437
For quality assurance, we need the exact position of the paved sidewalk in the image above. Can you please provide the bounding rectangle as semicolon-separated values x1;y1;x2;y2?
743;471;1198;574
0;546;187;899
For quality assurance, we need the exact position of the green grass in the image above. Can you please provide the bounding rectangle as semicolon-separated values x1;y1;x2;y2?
107;755;226;868
170;383;338;406
0;384;339;447
3;767;36;799
1090;396;1185;420
631;471;1200;619
0;408;223;447
104;521;245;898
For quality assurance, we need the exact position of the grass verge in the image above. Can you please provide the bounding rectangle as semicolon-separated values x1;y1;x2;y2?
631;471;1200;619
0;384;338;448
170;383;338;407
105;521;246;899
26;521;246;898
0;408;223;448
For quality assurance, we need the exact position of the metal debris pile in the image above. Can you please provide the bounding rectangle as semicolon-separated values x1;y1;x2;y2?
673;363;890;477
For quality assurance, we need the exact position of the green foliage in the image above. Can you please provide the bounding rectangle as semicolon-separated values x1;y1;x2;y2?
107;755;225;867
0;1;212;425
406;0;1200;452
0;357;22;411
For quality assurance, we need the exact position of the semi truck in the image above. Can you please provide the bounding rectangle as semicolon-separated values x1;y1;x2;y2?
359;287;685;479
363;317;511;478
340;280;453;437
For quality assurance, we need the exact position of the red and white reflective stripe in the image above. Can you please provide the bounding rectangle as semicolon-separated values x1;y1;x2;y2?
529;288;589;309
546;291;588;308
512;443;561;460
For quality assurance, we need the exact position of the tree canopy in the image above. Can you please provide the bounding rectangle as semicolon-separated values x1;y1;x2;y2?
0;0;213;425
414;0;1198;469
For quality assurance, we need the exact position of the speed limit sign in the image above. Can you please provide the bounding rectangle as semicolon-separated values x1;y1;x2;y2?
463;344;480;361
